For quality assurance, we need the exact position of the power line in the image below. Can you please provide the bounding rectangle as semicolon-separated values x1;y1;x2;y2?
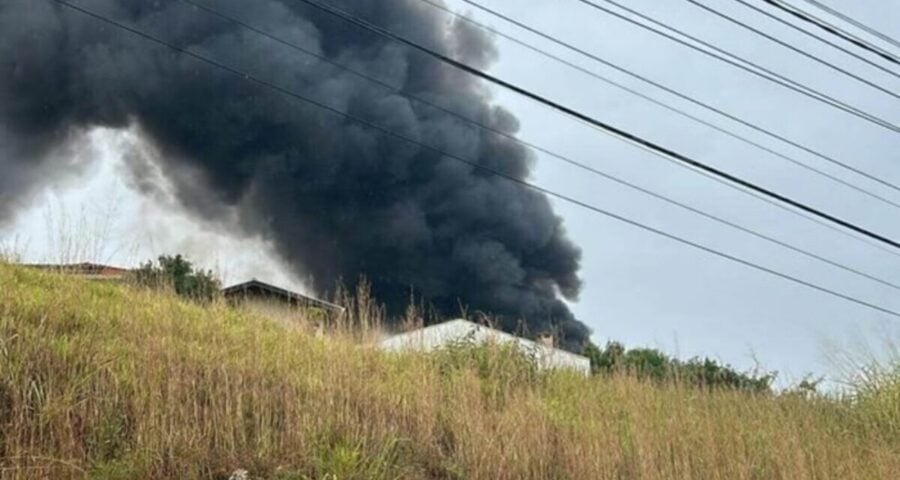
292;0;900;252
47;0;900;320
787;0;900;64
573;0;900;134
178;0;900;294
654;155;900;262
731;0;900;81
685;0;900;100
799;0;900;51
440;0;900;231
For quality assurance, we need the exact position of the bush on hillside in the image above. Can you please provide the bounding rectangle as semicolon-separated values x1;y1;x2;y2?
584;341;774;392
130;254;220;302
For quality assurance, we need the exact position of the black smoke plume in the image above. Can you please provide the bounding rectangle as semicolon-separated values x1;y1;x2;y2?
0;0;589;348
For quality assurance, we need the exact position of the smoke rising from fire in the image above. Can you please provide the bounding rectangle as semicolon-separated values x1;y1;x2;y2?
0;0;589;347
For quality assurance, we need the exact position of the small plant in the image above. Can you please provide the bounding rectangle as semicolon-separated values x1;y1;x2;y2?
436;336;539;380
850;362;900;440
432;334;543;407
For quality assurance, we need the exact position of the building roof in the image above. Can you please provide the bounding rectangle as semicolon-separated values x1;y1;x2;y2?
23;262;130;280
380;319;591;374
221;279;345;313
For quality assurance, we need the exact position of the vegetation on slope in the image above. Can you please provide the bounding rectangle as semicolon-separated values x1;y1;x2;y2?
584;341;774;392
131;254;221;302
0;263;898;479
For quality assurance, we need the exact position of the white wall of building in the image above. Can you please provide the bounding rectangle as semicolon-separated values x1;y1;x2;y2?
380;319;591;375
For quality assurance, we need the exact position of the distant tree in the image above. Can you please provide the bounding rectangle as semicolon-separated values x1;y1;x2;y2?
584;341;774;393
131;254;221;302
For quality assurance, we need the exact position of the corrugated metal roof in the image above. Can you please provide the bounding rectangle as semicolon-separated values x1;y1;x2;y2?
221;279;345;312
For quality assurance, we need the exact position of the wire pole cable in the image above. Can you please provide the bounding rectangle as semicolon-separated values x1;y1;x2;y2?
731;0;900;81
446;0;900;258
47;0;900;320
784;0;900;64
573;0;900;134
179;0;900;293
292;0;900;252
685;0;900;99
438;0;900;215
799;0;900;51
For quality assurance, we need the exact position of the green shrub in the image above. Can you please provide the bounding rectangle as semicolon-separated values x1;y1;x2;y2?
584;341;773;392
130;254;220;302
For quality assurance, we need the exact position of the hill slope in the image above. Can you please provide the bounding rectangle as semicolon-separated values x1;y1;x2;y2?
0;264;897;479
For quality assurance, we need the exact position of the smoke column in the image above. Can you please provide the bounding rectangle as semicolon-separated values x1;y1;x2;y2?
0;0;589;348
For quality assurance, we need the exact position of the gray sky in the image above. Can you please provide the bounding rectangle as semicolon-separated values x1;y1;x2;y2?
3;0;900;385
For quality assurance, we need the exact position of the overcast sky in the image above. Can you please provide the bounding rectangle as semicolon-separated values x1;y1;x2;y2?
3;0;900;386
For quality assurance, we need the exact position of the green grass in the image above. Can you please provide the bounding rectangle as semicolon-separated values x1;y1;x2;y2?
0;263;898;479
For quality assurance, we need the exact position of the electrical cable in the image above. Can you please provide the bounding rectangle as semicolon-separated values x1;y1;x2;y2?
685;0;900;99
573;0;900;133
424;0;900;225
730;0;900;80
785;0;900;64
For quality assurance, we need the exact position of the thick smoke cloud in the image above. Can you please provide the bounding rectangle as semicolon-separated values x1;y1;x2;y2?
0;0;589;348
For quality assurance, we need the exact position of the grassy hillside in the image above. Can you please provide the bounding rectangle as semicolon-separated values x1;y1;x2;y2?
0;263;897;479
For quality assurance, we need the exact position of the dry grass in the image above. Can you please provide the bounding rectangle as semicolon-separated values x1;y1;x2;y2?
0;263;898;479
